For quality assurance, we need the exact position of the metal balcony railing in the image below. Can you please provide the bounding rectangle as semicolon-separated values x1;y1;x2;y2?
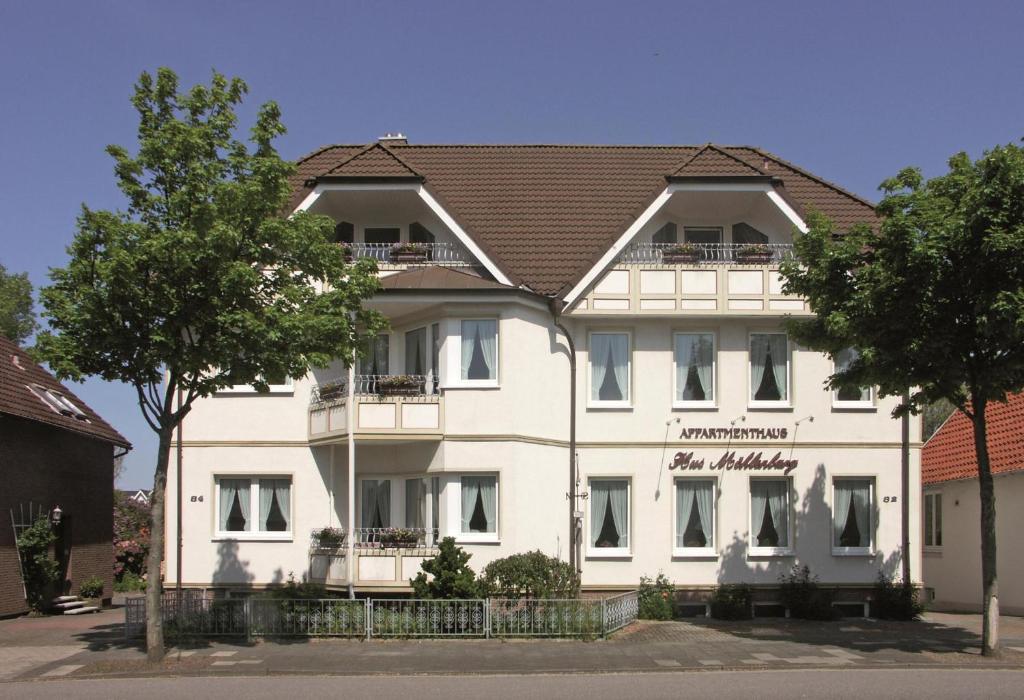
311;374;439;405
342;242;471;266
618;242;794;264
354;527;440;550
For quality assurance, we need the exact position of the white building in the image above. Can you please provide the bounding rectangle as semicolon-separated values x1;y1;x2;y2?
922;394;1024;615
165;139;921;608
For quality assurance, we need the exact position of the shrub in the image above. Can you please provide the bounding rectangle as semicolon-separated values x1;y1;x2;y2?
710;583;753;620
113;491;150;582
79;576;104;599
480;551;580;599
269;572;333;600
872;572;924;620
16;515;60;612
113;571;146;592
411;537;482;599
637;573;675;620
779;565;837;620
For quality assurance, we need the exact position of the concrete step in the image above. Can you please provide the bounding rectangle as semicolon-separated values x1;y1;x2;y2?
54;600;85;610
52;595;78;604
64;605;99;615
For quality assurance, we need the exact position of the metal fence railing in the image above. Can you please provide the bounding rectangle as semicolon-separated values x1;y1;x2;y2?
618;242;794;265
344;242;471;266
310;374;440;405
126;592;638;640
354;527;440;550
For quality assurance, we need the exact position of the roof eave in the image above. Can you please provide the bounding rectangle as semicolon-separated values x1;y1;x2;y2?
665;175;781;185
314;174;425;185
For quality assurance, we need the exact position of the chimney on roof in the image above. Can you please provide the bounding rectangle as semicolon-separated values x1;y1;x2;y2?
378;132;408;146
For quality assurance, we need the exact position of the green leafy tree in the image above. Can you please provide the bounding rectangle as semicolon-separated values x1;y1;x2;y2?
37;68;384;661
0;263;36;345
781;142;1024;655
411;537;482;599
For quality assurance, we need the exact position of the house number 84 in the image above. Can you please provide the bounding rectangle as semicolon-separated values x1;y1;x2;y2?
190;495;204;502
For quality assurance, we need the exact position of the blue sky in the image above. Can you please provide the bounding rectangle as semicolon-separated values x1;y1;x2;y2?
2;1;1022;489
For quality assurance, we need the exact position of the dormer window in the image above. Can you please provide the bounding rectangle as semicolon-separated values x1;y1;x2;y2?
684;227;722;245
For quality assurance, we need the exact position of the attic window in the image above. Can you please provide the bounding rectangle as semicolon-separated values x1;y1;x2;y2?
29;384;89;421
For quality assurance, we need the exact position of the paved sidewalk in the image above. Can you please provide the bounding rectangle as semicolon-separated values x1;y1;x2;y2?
3;608;1024;681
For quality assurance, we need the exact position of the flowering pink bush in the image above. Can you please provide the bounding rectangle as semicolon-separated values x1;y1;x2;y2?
113;492;150;580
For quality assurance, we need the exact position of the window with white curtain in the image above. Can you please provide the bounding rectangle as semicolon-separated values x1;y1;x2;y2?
674;333;715;406
405;328;427;376
360;479;392;529
750;333;789;405
833;348;873;406
675;479;715;554
589;332;631;406
405;478;426;530
358;333;390;377
460;320;497;382
589;479;630;554
216;476;291;538
460;475;497;535
749;479;790;553
833;479;873;553
924;492;943;548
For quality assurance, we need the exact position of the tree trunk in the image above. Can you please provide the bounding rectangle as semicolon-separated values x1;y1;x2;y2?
145;424;174;663
971;396;1000;656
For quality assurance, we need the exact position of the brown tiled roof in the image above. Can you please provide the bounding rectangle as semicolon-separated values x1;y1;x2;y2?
379;267;513;291
670;144;767;177
922;394;1024;484
289;143;878;295
325;143;421;179
0;337;130;447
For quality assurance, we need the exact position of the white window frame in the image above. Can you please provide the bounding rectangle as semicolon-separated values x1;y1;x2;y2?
831;349;875;409
924;491;943;551
444;317;499;388
831;477;875;556
213;475;293;541
587;330;633;409
586;477;632;559
672;477;717;558
748;332;791;409
748;477;793;557
455;473;499;543
672;331;717;409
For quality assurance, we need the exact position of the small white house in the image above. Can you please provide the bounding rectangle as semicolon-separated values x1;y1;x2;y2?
164;139;921;609
922;394;1024;615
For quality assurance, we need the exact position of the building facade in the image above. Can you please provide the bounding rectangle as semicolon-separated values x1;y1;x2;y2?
1;337;130;616
922;394;1024;615
166;140;921;607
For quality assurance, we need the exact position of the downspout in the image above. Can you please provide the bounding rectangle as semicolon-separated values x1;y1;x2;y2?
901;390;911;585
346;353;356;599
549;297;578;574
176;387;183;599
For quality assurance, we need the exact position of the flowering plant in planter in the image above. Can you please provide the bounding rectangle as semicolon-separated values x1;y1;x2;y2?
376;374;423;396
390;243;429;262
337;243;353;262
735;244;773;262
661;242;701;263
312;527;346;550
316;380;346;403
379;527;421;548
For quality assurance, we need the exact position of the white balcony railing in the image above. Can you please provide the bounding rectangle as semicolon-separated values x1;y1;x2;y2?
353;527;440;550
311;374;439;405
619;242;794;265
343;242;471;266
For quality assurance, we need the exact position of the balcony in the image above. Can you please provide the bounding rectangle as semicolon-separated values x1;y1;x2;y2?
572;242;809;316
343;242;472;270
308;527;440;588
308;375;444;443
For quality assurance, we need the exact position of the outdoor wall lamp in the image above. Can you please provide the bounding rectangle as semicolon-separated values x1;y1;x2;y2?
50;505;63;526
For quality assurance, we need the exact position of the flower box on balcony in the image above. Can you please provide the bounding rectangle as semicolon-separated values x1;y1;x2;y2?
312;527;346;550
317;380;346;403
390;243;429;263
337;243;353;263
661;244;700;264
378;528;420;548
735;245;773;263
377;375;422;396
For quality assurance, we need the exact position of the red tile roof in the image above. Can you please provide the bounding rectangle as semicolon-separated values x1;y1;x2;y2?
289;143;878;296
922;394;1024;484
379;266;512;291
0;336;130;447
325;143;421;179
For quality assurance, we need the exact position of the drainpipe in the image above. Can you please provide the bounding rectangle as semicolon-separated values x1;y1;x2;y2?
176;387;183;600
901;390;911;585
346;353;356;599
549;298;578;574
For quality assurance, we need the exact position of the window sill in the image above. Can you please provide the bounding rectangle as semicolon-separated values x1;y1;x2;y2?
672;548;717;559
216;386;294;396
587;401;633;411
831;402;876;412
832;547;874;557
212;533;293;542
923;547;943;556
444;381;500;390
747;402;792;411
455;534;499;545
673;402;718;411
748;547;794;557
586;548;632;560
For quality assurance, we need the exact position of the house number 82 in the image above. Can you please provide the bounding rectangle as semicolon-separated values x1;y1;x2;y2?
883;496;898;503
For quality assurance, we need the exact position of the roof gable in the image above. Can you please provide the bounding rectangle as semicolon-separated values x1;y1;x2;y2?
669;144;767;178
923;394;1024;484
325;143;421;179
0;337;130;447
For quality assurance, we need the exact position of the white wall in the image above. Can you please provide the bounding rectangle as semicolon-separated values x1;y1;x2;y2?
923;472;1024;615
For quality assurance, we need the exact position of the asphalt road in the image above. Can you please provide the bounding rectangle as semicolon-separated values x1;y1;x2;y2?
4;669;1024;699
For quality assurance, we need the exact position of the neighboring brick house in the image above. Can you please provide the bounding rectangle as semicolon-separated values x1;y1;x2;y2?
0;336;130;617
922;394;1024;614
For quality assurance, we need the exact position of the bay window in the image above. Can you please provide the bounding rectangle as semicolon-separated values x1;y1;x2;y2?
674;332;715;406
750;333;789;406
750;478;790;554
833;478;874;553
833;348;873;406
216;476;291;538
675;479;715;555
589;478;630;554
460;475;497;537
924;492;943;548
460;320;497;382
589;332;631;406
